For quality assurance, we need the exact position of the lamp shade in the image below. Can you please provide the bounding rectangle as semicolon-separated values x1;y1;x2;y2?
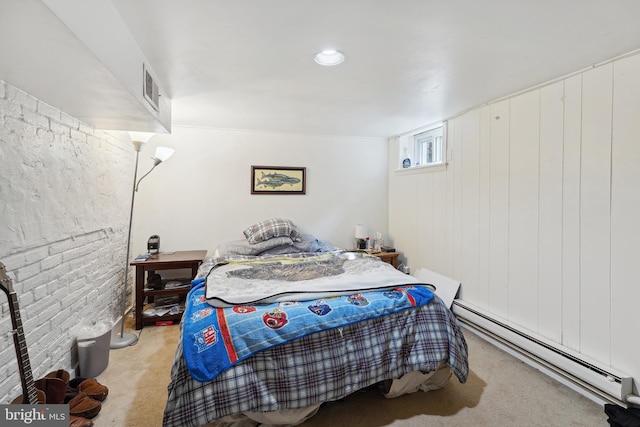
128;131;155;152
355;224;367;239
128;131;155;143
153;146;175;162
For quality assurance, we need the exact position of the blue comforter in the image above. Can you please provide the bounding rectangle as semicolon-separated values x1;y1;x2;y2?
182;282;434;382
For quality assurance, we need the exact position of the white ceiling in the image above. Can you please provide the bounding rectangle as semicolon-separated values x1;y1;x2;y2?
3;0;640;137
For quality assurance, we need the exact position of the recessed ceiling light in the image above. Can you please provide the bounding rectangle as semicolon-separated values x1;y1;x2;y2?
314;49;345;66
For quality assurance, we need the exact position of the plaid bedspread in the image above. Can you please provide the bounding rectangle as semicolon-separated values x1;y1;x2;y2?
163;293;468;427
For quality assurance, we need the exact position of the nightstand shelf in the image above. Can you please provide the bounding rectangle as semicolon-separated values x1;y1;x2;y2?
143;287;191;297
131;250;207;330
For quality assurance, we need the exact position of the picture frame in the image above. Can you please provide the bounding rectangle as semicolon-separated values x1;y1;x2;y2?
251;166;306;195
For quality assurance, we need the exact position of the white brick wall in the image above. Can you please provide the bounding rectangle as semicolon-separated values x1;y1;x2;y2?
0;80;133;402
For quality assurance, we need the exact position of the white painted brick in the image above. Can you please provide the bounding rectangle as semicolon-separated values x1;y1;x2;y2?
3;115;36;137
0;97;21;117
48;239;76;256
56;314;81;335
6;85;37;110
1;253;28;271
37;304;60;325
22;246;49;265
87;134;102;146
15;263;42;283
37;101;61;121
40;253;63;271
48;120;70;136
61;246;91;263
33;283;49;300
18;291;34;307
70;128;86;142
22;108;50;128
20;267;53;293
2;372;21;402
79;122;93;135
21;317;40;340
0;82;131;401
25;270;65;299
35;126;55;143
59;112;80;129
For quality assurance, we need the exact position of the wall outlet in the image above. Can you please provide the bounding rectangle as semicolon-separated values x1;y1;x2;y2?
403;266;411;275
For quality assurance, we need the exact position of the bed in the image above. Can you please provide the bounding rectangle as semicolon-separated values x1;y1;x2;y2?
163;219;468;426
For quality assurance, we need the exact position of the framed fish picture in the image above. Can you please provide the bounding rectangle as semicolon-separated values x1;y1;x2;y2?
251;166;306;195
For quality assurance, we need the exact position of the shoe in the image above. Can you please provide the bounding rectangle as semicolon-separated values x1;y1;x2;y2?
34;377;67;405
69;415;94;427
44;369;71;384
36;370;71;404
68;378;109;402
65;392;101;419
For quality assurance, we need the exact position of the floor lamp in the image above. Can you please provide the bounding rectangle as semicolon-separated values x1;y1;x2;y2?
110;132;175;349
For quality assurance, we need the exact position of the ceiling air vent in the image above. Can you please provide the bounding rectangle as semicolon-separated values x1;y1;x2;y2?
143;64;159;112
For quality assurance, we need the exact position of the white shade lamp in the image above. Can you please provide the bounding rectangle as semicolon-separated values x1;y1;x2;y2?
110;132;175;349
355;224;367;249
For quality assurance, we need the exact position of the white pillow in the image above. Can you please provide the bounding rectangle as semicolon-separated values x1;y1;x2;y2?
217;236;294;256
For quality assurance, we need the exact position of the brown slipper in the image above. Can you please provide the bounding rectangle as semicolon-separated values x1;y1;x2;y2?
44;369;70;385
65;392;101;419
69;378;109;402
34;377;67;405
69;415;94;427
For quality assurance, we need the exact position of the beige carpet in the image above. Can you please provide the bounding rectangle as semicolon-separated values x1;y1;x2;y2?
95;317;180;427
94;316;608;427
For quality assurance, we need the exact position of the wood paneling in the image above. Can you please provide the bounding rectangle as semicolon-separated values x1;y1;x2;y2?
478;106;492;310
461;110;481;303
390;51;640;388
580;64;612;364
488;100;510;319
538;82;564;342
561;74;582;352
508;90;540;330
388;52;639;385
611;54;640;376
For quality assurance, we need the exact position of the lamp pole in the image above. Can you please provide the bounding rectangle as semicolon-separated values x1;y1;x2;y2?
110;140;144;349
110;135;174;349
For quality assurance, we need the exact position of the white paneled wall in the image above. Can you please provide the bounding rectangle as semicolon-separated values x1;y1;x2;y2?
389;51;640;388
610;54;640;383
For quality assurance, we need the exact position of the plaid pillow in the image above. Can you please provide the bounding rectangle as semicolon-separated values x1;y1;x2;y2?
243;218;302;244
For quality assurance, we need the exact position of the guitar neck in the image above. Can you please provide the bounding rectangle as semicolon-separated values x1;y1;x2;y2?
5;284;39;404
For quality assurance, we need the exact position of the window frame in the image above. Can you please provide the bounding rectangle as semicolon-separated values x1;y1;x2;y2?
396;121;447;172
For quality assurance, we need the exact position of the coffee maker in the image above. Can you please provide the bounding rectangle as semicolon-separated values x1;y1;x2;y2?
147;235;160;254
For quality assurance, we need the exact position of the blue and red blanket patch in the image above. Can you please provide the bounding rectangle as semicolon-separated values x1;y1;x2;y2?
347;293;370;307
194;325;219;352
182;283;434;382
262;308;288;329
307;299;332;316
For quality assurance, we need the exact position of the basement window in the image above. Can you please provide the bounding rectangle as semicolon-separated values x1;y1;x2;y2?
398;122;446;170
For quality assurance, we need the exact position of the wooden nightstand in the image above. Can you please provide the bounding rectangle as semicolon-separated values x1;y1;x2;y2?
371;251;400;268
131;250;207;330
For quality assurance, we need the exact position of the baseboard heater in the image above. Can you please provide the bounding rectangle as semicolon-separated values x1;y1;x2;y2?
452;300;640;407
